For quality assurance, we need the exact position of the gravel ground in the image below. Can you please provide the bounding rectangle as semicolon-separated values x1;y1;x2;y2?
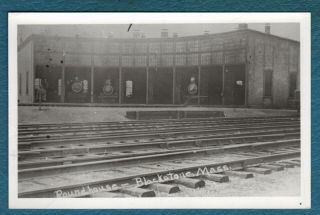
156;167;300;197
18;106;297;124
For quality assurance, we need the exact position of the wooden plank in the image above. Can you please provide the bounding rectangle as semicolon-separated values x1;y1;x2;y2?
259;164;284;171
272;162;295;168
245;167;272;175
148;183;180;194
202;174;229;183
120;187;156;197
224;170;254;179
174;178;205;188
282;160;301;167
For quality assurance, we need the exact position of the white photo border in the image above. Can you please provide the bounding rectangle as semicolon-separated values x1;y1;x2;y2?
8;12;311;209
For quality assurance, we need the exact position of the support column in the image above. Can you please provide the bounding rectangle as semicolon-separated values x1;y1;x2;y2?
119;68;122;104
222;50;226;105
90;55;94;103
244;35;249;106
173;68;176;104
61;54;65;103
146;67;149;104
173;38;176;105
146;42;150;105
198;66;201;105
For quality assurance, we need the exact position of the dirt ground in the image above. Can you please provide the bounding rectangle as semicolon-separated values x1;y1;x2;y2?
18;106;297;124
159;167;300;197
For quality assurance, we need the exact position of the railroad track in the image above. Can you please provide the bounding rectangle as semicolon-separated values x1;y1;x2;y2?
19;116;297;137
18;116;301;198
18;139;300;198
19;129;299;166
18;115;295;129
18;119;299;142
19;120;299;146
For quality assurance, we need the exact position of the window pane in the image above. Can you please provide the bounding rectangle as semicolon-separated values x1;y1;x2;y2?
176;41;186;53
201;53;211;65
135;56;147;67
175;55;186;66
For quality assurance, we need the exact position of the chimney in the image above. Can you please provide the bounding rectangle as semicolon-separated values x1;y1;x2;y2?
238;23;248;30
133;29;140;38
204;30;209;35
265;23;271;34
173;32;178;38
161;29;168;38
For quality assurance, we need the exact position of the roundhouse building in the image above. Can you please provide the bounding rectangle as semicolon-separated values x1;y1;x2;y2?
18;25;300;107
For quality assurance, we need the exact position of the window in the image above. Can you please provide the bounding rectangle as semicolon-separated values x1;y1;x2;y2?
149;43;160;53
176;41;186;53
187;54;198;65
175;55;186;66
122;56;133;67
212;52;223;64
135;43;147;53
200;40;211;52
289;72;297;98
264;70;273;97
201;53;211;65
26;71;29;95
135;56;147;67
106;56;119;66
149;55;159;66
161;55;173;66
121;43;134;54
161;42;174;53
19;73;21;96
188;40;199;52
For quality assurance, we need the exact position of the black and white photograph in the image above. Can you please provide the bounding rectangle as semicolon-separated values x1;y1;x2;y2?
9;13;310;208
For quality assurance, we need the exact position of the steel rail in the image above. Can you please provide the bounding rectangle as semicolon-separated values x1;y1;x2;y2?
18;120;300;140
18;123;300;146
18;131;300;165
18;139;299;179
18;132;300;169
18;149;300;198
18;115;297;128
18;120;300;143
18;117;299;135
18;118;299;137
19;127;300;150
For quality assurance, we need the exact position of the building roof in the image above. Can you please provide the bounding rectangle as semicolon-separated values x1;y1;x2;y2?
18;28;299;51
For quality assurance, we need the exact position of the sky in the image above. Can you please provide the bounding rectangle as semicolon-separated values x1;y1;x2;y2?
18;23;300;42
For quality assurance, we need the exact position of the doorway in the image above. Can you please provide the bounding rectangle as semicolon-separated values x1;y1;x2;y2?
122;68;147;104
223;64;246;105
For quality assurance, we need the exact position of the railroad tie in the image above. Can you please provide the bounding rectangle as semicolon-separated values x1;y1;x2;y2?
194;140;203;147
148;183;180;194
244;167;272;175
202;174;229;183
272;162;295;168
174;177;205;189
224;170;254;179
259;164;284;171
119;187;156;197
281;160;301;167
